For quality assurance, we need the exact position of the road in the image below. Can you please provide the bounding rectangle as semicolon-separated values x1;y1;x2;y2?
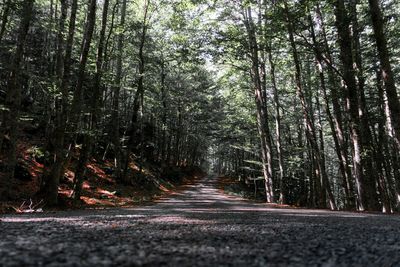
1;174;400;266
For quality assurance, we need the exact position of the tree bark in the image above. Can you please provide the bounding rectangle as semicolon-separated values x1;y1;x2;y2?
368;0;400;152
0;0;34;199
40;0;68;205
308;10;354;208
41;0;78;206
160;58;168;162
110;0;127;181
315;3;355;208
91;0;109;130
243;5;274;202
350;0;381;211
284;2;336;210
266;44;285;204
333;0;378;211
70;0;97;201
123;0;150;178
0;0;11;43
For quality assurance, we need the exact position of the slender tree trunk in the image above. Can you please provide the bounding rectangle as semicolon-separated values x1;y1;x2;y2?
111;0;127;181
333;0;378;211
243;5;274;202
0;0;10;43
377;69;400;210
267;44;285;204
160;58;167;162
174;103;183;166
284;2;336;210
69;0;97;129
379;66;400;207
70;0;97;201
91;0;109;130
315;3;355;207
0;0;34;199
130;0;149;126
350;0;381;211
41;0;78;205
123;0;150;178
308;11;353;208
40;0;68;205
368;0;400;152
44;0;55;76
69;0;109;203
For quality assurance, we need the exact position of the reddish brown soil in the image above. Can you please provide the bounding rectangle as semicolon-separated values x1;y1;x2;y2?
0;139;204;214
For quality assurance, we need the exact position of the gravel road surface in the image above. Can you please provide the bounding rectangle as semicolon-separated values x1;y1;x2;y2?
1;174;400;266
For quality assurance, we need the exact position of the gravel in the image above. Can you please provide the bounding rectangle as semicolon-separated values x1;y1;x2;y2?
1;175;400;266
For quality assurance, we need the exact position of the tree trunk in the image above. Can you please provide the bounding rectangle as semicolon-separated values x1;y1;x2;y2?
350;0;381;211
123;0;150;178
0;0;11;43
333;0;378;211
40;0;68;205
284;2;336;210
266;44;285;204
91;0;109;130
0;0;34;199
174;103;183;166
368;0;400;152
377;69;399;210
110;0;127;181
315;3;355;208
70;0;97;201
160;58;167;162
69;0;97;129
243;5;274;202
69;0;109;203
308;10;353;209
41;0;78;206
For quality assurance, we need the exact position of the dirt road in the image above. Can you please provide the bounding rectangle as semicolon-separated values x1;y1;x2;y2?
1;174;399;266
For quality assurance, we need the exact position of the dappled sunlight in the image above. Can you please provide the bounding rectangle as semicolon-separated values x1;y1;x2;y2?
95;188;116;195
1;217;83;223
21;150;44;179
128;162;140;171
111;175;386;221
81;196;117;206
2;174;386;226
147;215;216;225
82;181;91;189
280;213;369;218
86;163;114;184
2;175;400;267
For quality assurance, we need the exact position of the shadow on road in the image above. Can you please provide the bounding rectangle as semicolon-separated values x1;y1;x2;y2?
1;175;400;266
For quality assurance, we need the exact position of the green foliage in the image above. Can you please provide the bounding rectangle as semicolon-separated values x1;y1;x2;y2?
27;146;45;161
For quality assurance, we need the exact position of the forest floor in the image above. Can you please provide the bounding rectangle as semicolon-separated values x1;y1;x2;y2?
0;152;202;214
0;118;203;214
1;174;400;266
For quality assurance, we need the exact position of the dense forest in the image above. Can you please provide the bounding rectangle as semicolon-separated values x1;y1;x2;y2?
0;0;399;213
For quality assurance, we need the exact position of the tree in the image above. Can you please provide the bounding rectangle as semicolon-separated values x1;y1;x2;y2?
110;0;127;181
333;0;378;211
284;2;336;210
0;0;35;199
242;3;274;202
368;0;400;152
70;0;97;201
